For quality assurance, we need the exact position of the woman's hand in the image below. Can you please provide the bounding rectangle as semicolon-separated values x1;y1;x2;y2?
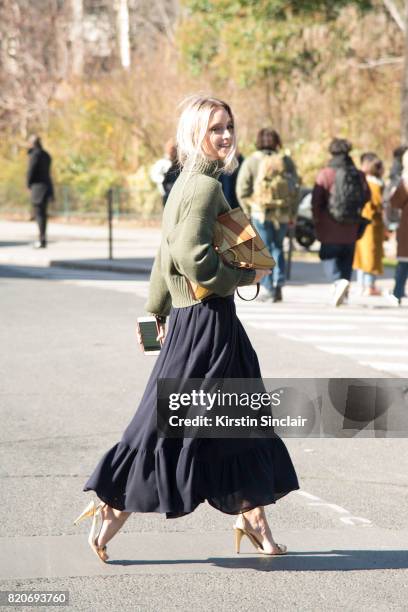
136;319;166;348
156;322;166;345
253;269;271;284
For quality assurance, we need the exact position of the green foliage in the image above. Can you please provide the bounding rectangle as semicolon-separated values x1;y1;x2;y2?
179;0;375;87
48;95;125;207
0;1;402;218
0;143;28;211
0;86;162;215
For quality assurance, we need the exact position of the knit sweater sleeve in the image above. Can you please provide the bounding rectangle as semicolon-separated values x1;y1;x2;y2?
169;178;255;295
145;246;172;318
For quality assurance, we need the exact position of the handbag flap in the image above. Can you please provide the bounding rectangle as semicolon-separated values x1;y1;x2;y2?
215;208;256;253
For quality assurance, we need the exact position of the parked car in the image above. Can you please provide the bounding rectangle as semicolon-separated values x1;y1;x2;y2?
295;188;315;249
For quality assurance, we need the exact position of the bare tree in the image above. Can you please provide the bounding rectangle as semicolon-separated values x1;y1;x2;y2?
71;0;84;76
383;0;405;31
401;1;408;141
116;0;131;69
0;0;64;136
385;0;408;141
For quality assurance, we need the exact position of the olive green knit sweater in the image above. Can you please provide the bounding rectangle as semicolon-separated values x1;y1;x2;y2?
145;158;256;318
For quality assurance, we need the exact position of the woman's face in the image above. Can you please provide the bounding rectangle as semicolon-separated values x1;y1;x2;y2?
202;107;235;161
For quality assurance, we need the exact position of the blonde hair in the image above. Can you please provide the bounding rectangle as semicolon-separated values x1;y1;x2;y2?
176;94;237;174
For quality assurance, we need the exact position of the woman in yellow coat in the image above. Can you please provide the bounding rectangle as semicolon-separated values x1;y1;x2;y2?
353;153;385;296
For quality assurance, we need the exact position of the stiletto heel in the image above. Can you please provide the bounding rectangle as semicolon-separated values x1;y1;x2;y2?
234;527;244;553
233;515;287;556
74;500;109;563
73;500;99;525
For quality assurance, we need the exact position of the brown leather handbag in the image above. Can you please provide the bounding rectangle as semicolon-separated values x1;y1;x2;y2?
189;207;276;301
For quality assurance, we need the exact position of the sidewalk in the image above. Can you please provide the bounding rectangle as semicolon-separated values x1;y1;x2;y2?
0;220;161;274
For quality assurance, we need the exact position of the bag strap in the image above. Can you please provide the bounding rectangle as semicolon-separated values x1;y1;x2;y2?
236;283;260;301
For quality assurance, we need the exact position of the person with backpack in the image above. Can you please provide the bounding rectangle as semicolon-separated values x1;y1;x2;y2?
312;138;370;306
236;128;300;302
352;153;385;296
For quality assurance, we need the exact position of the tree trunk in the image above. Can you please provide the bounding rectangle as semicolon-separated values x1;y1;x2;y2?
117;0;131;70
71;0;84;76
401;0;408;143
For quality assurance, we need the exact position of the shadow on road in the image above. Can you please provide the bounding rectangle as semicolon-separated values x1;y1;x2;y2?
0;240;33;248
108;549;408;571
48;257;154;274
0;262;151;280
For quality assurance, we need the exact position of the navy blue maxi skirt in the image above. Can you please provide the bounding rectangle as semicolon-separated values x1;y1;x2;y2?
84;296;299;518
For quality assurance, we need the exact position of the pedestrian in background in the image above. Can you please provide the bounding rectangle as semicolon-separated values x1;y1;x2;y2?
27;135;54;249
312;138;370;306
75;95;298;563
150;139;178;206
236;128;300;303
383;145;407;231
388;149;408;305
353;152;385;296
219;148;244;209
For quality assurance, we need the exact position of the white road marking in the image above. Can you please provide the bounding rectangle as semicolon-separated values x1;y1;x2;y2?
316;346;408;357
309;502;350;515
237;312;406;323
51;274;407;377
296;491;321;501
295;491;372;526
281;334;408;345
359;362;408;372
253;323;357;331
60;278;150;296
340;516;372;526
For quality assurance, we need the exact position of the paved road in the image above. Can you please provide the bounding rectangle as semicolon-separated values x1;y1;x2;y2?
6;257;403;377
1;262;408;611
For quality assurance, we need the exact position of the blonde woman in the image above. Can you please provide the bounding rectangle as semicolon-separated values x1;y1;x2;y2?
75;95;299;561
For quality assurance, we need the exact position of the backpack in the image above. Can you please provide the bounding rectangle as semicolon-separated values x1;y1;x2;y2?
328;165;367;224
253;152;294;215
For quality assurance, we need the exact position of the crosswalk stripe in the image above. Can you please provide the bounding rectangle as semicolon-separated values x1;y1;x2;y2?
253;322;356;331
61;279;149;295
316;346;408;357
55;273;407;377
359;362;408;372
280;334;407;345
237;312;406;323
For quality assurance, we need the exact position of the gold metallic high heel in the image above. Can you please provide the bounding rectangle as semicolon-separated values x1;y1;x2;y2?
233;516;287;556
74;500;109;563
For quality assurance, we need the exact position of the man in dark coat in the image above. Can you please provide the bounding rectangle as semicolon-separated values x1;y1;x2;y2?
27;135;54;248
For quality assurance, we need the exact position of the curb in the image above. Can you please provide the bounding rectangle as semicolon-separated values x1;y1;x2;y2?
49;260;152;275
